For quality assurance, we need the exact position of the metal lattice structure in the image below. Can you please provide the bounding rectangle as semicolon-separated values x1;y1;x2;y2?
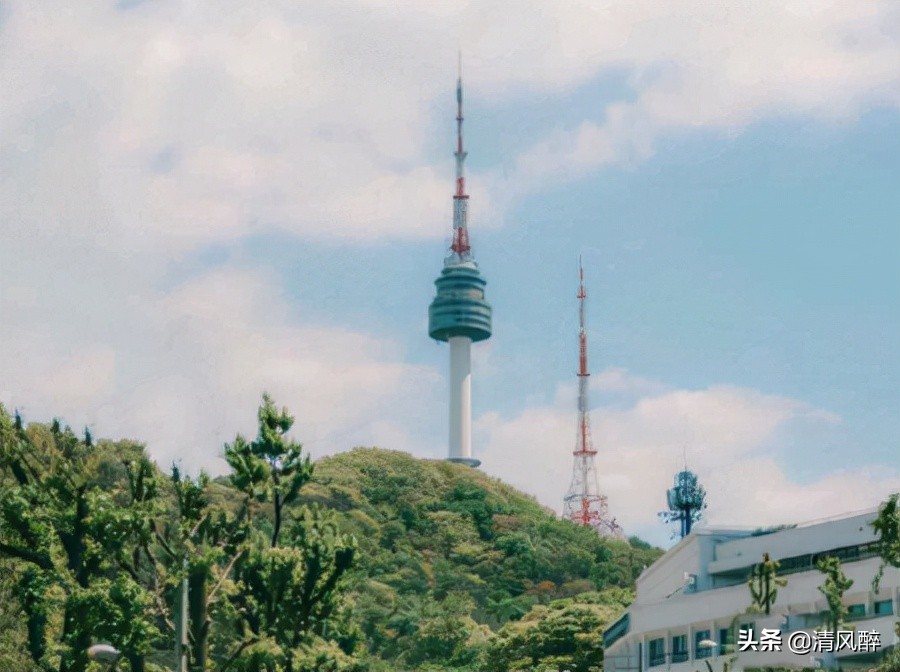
562;260;624;539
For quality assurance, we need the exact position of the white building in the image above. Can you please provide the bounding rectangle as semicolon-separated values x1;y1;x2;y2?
604;508;899;671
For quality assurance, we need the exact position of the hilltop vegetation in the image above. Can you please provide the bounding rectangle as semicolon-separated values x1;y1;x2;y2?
297;448;661;669
0;397;660;672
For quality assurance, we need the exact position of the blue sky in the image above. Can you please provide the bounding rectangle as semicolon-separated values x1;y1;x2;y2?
1;2;898;547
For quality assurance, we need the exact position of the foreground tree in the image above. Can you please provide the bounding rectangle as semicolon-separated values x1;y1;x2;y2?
0;406;160;672
748;553;787;616
871;493;900;591
816;555;853;633
0;394;360;672
870;492;900;640
215;394;358;671
144;465;246;672
484;592;632;672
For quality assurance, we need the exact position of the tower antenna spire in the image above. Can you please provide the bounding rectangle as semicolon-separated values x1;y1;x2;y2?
563;259;624;538
449;52;471;259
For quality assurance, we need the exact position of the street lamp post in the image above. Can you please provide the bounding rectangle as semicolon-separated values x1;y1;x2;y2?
87;643;121;672
174;557;189;672
698;639;718;653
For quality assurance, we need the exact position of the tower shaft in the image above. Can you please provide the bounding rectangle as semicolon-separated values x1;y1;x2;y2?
449;336;473;462
563;260;624;538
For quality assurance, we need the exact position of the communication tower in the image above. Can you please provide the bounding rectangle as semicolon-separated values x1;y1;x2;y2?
562;260;624;538
659;468;707;539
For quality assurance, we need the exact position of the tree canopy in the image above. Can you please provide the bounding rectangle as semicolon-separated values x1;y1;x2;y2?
0;401;661;672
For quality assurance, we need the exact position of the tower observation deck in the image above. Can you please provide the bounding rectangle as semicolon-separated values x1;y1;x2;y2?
428;63;492;467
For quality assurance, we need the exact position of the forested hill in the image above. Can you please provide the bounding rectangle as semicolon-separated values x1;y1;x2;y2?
0;401;661;672
289;448;663;670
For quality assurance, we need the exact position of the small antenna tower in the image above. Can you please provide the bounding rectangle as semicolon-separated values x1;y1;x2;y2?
658;465;708;539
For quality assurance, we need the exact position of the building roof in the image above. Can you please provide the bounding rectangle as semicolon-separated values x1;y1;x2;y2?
637;505;882;584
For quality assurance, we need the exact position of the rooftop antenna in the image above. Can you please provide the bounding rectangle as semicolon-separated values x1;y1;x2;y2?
659;459;708;540
449;50;470;258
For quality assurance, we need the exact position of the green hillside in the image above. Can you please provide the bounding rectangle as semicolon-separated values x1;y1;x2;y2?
0;400;661;672
292;448;662;670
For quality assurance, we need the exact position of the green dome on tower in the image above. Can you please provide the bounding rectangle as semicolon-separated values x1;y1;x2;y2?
428;263;492;342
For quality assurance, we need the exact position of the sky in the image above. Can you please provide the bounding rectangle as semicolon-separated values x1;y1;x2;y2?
1;1;898;548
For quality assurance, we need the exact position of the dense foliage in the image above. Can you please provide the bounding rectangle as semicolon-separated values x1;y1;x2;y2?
295;448;660;669
0;401;661;671
0;399;358;672
871;493;900;593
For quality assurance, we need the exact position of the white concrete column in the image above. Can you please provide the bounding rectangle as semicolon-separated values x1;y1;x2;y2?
449;336;472;460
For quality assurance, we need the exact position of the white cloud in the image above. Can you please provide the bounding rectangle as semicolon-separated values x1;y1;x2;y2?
703;457;896;528
500;1;900;190
476;370;899;547
593;367;667;397
0;342;117;421
2;1;897;258
2;266;442;474
1;1;896;526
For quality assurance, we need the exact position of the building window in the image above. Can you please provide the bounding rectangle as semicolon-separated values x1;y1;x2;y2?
604;613;630;649
649;638;665;667
847;604;866;620
695;630;712;659
718;628;734;656
874;599;894;616
672;635;688;663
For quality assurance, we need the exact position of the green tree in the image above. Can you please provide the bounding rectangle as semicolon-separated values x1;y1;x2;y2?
748;553;786;615
871;493;900;592
485;593;533;626
484;593;630;672
0;407;160;672
487;604;605;672
400;592;480;667
217;394;357;671
876;646;900;672
0;559;41;671
146;466;246;672
816;555;853;632
870;492;900;644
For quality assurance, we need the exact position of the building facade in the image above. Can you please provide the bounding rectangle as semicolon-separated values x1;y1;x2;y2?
605;509;899;671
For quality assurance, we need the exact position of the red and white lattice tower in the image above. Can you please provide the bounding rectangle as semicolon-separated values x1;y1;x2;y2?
562;259;625;539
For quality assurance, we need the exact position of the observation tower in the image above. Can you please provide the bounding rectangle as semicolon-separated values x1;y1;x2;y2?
428;63;492;468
